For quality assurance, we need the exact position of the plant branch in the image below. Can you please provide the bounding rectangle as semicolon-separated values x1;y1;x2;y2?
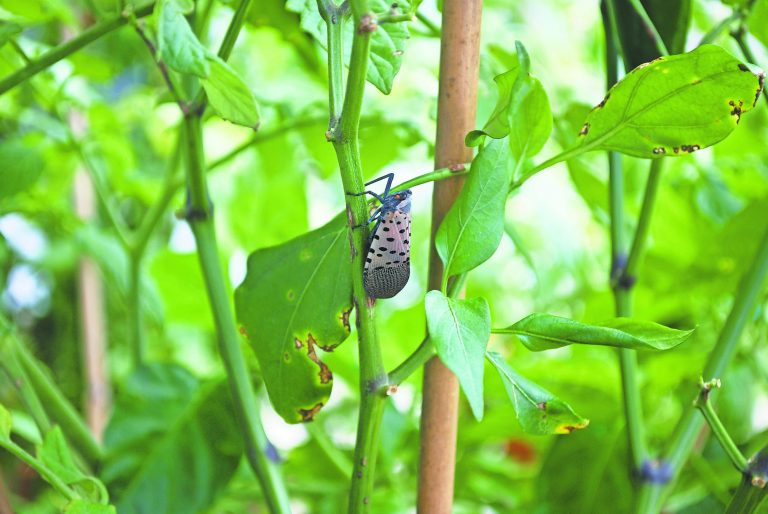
694;378;748;473
623;159;663;284
732;29;768;105
638;223;768;513
182;114;291;514
217;0;253;61
415;11;440;37
133;22;189;113
627;0;669;56
602;2;648;481
0;2;156;96
377;13;414;24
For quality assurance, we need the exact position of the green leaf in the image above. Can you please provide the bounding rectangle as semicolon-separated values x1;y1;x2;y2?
499;313;695;352
613;0;692;68
425;290;490;421
0;138;45;200
467;41;551;156
435;138;510;279
465;67;520;146
102;364;242;514
286;0;410;94
234;215;352;423
0;21;22;48
63;500;116;514
486;351;589;435
200;56;261;128
576;45;765;158
38;426;108;503
155;0;210;77
0;403;10;441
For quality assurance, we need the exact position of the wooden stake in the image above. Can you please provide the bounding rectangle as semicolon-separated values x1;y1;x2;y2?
418;1;483;512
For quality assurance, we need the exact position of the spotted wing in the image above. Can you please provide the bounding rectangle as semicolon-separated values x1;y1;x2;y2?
363;208;412;298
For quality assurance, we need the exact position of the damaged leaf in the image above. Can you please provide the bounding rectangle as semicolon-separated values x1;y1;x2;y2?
487;351;588;435
234;215;352;423
498;313;694;352
575;44;764;158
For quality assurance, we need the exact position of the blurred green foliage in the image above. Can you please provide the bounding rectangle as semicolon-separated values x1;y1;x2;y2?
0;0;766;513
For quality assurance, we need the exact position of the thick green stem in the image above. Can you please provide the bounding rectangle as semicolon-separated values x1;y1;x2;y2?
320;1;387;511
727;475;768;514
127;257;145;366
638;224;768;513
182;115;291;514
0;3;155;96
0;439;79;501
602;3;648;482
217;0;252;61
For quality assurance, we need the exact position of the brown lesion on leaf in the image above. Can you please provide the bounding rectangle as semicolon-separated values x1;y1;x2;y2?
596;93;610;109
578;122;589;137
755;72;766;107
680;144;701;153
561;425;577;434
729;100;744;123
294;337;303;349
673;147;680;154
238;326;250;340
652;147;666;155
738;63;750;72
536;402;547;410
339;307;352;332
299;402;323;421
305;333;333;384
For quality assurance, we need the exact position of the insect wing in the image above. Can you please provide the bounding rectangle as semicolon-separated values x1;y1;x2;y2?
364;208;411;298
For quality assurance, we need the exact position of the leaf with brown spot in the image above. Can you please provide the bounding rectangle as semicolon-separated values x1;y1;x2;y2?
573;45;764;158
235;215;352;423
487;351;588;435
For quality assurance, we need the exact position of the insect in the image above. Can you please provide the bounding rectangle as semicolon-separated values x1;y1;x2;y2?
348;173;412;299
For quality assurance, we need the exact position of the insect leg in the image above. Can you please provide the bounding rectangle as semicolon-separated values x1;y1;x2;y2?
346;190;387;204
363;173;394;197
351;206;382;229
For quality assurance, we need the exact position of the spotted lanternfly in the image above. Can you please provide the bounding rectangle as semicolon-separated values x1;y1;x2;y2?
348;173;412;299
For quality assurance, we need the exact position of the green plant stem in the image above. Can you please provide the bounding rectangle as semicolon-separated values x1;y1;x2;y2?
415;11;440;36
0;2;155;96
0;439;79;501
727;475;768;514
732;30;768;105
694;384;748;472
624;160;663;282
305;422;353;478
182;115;291;514
699;11;742;45
511;144;588;190
627;0;669;56
377;13;414;23
321;0;388;510
127;257;145;366
638;224;768;513
216;0;252;61
0;336;51;436
603;4;648;479
388;337;433;385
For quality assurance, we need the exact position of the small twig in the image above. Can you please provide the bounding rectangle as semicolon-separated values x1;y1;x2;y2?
133;22;189;114
694;378;749;472
377;12;414;24
415;11;440;36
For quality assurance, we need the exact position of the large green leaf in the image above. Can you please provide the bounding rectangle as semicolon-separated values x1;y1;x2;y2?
200;56;261;129
0;138;44;200
234;215;352;423
155;0;209;77
576;45;765;158
486;351;589;435
286;0;410;94
498;313;694;352
102;364;242;514
466;42;552;159
613;0;692;68
425;290;490;421
435;138;510;279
